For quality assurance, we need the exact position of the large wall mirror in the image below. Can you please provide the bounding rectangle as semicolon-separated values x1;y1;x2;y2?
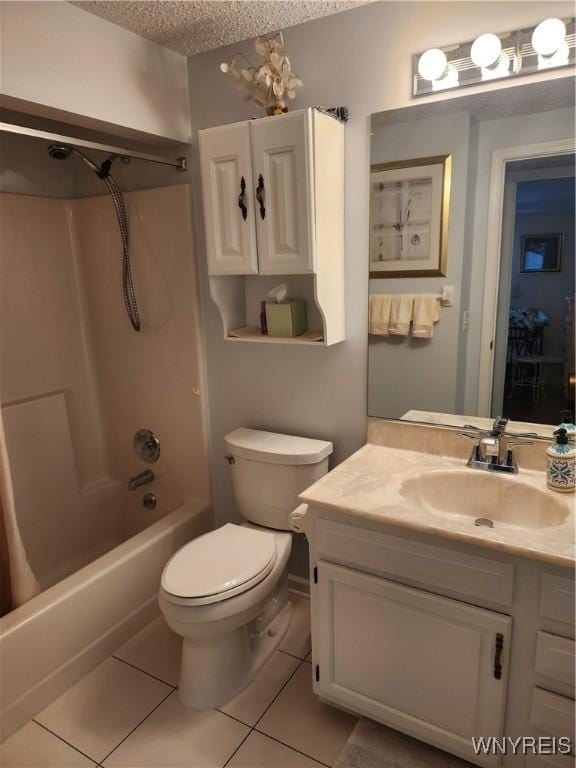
368;78;575;437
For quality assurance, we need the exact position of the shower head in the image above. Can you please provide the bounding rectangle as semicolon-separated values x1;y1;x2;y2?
47;144;101;173
48;144;73;160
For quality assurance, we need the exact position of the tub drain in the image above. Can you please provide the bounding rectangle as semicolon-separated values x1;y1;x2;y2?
474;517;494;528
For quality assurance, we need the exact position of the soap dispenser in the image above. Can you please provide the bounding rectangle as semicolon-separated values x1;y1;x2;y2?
546;428;575;493
556;411;576;443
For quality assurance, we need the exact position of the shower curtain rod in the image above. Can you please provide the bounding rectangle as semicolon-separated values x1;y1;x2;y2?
0;122;187;172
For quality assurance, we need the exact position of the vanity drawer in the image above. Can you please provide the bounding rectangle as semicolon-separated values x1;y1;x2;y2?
530;687;575;739
540;574;575;627
316;520;514;608
535;632;575;696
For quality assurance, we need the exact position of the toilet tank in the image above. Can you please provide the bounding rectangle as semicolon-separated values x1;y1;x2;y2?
224;428;333;530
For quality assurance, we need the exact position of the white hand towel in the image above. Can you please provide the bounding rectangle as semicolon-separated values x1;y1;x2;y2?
412;294;441;338
369;294;392;336
389;294;414;336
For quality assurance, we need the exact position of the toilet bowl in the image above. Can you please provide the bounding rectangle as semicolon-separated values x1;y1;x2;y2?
159;428;332;709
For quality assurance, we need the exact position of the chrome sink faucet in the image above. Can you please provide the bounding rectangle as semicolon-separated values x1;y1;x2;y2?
459;417;533;474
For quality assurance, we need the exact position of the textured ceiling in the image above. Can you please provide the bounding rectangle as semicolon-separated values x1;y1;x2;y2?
71;1;369;56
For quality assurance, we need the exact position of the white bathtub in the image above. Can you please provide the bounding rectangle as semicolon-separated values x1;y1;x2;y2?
0;498;211;740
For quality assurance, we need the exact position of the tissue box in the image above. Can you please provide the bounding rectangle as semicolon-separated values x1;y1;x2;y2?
265;299;307;337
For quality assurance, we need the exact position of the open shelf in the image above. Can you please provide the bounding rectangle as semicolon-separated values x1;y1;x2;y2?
227;326;324;344
209;272;343;347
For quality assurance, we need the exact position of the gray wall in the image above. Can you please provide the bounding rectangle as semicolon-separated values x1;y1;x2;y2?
186;1;574;577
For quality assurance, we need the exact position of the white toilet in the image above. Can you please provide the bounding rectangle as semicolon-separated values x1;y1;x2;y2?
159;428;332;709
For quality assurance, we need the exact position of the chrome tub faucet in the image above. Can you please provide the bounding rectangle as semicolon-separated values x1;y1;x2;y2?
128;469;155;490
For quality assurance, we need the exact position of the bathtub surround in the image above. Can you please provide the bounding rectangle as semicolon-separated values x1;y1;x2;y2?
0;185;208;593
0;411;39;614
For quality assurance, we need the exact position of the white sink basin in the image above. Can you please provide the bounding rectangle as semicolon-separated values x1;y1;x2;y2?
400;470;568;530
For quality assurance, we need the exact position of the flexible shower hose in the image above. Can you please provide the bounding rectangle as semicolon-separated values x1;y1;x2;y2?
101;174;141;332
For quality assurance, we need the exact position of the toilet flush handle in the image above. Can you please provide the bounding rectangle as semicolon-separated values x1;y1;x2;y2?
289;504;309;535
225;455;235;464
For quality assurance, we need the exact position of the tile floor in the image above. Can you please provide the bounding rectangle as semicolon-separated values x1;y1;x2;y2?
0;593;357;768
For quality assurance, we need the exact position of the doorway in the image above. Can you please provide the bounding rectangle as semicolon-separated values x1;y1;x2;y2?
491;154;575;425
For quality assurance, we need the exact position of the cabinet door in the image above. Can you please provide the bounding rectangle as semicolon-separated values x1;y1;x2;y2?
250;111;315;274
316;562;511;766
199;122;258;275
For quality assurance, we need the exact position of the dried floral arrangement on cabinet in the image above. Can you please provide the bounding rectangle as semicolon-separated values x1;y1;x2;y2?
220;32;303;115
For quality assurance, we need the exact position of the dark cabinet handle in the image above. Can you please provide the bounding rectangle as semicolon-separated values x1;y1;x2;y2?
238;176;247;221
493;633;504;679
256;174;266;220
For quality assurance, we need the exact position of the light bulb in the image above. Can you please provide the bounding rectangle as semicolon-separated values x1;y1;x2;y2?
532;18;566;57
471;33;502;68
417;48;448;81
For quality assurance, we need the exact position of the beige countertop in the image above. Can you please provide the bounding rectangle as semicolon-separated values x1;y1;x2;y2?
299;443;575;568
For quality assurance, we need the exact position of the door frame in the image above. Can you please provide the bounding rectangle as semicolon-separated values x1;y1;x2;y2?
477;138;575;417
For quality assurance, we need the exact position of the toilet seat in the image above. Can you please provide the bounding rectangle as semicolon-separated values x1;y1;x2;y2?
161;524;277;606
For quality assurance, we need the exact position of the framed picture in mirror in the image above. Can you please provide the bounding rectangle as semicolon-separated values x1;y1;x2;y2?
520;233;563;273
369;154;451;278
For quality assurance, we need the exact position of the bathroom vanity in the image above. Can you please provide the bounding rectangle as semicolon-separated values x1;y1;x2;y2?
294;422;575;768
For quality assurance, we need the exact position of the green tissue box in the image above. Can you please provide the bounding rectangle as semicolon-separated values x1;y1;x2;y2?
265;299;307;337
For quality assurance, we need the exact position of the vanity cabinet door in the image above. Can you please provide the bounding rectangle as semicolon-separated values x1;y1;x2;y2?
199;122;259;275
316;562;511;767
250;111;315;275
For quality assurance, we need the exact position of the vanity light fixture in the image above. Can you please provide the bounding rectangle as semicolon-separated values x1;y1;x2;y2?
413;16;574;96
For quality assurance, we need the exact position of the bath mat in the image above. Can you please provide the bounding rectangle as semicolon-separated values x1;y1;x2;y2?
335;718;475;768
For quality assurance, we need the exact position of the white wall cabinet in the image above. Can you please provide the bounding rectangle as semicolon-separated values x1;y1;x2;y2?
316;561;510;767
250;111;313;275
199;122;258;276
198;109;345;345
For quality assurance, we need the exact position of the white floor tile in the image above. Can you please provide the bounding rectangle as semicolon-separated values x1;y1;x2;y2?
103;692;249;767
219;651;300;726
115;616;181;686
227;731;325;768
257;664;357;766
35;657;172;763
0;721;96;767
280;595;311;660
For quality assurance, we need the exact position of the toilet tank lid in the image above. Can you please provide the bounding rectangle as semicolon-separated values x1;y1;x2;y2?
224;428;333;465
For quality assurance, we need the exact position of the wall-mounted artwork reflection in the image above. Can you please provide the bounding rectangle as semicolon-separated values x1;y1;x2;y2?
369;155;451;278
520;233;563;272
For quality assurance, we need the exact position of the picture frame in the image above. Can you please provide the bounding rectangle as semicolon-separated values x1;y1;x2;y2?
369;155;451;278
520;233;563;273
